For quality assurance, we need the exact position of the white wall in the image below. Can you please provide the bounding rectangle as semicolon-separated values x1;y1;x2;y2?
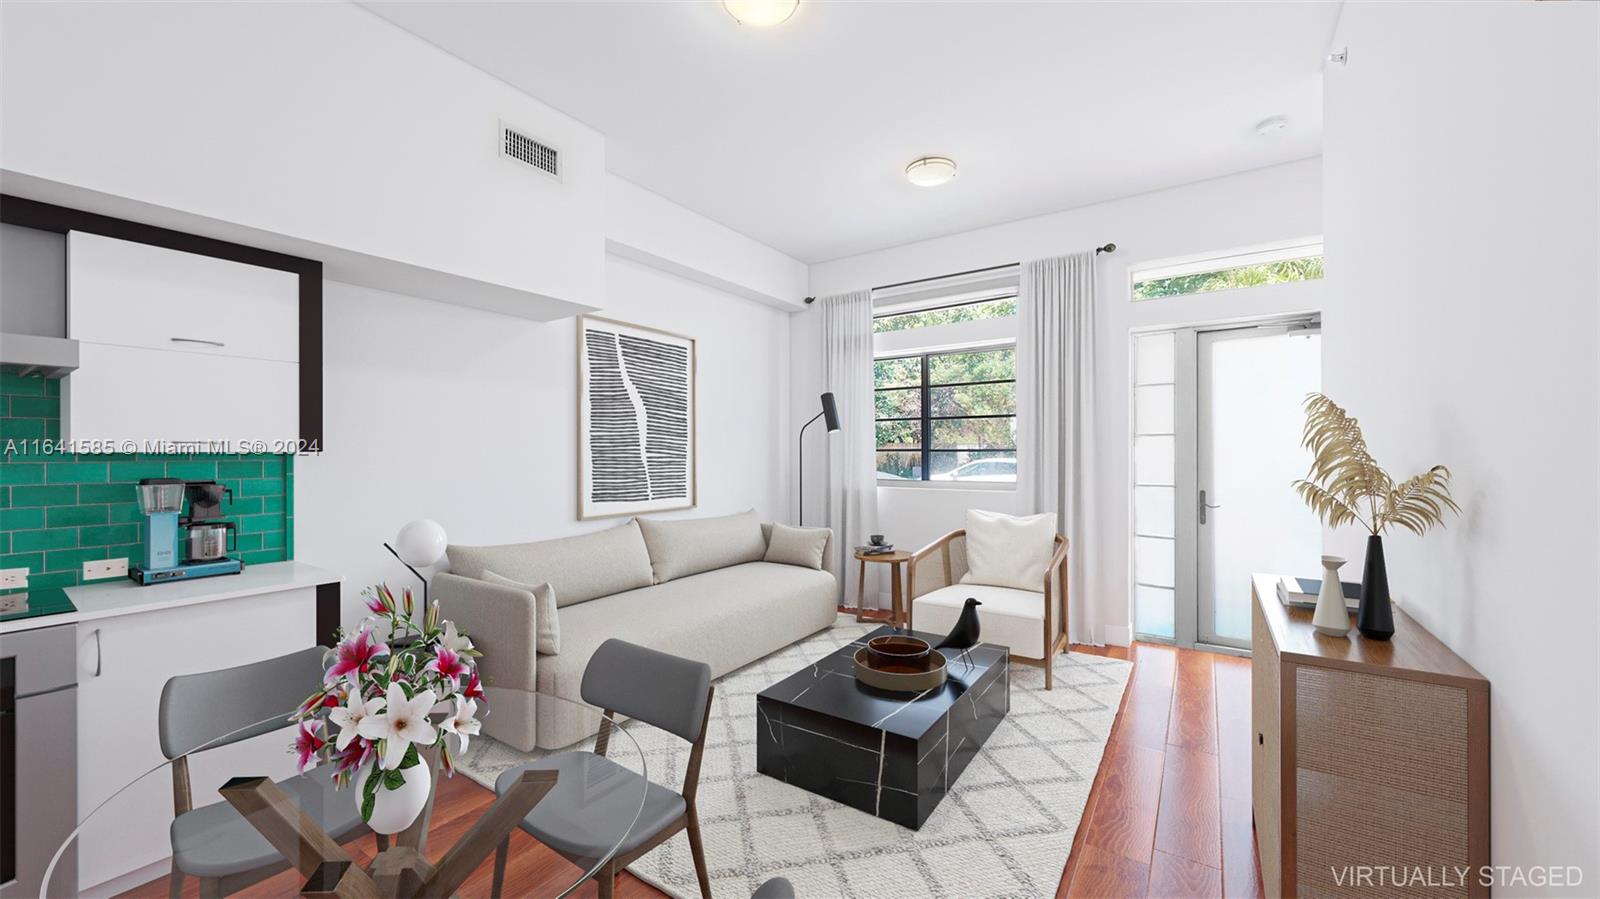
795;158;1324;642
1;0;605;312
296;254;792;620
1323;2;1598;887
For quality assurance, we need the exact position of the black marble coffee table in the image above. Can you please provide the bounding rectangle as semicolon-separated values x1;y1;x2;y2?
755;625;1009;829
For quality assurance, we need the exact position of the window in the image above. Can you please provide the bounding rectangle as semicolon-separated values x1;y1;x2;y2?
1131;331;1177;640
873;296;1016;334
874;346;1017;482
1132;243;1323;300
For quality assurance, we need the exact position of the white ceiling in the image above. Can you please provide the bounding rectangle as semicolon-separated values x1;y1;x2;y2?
365;1;1339;264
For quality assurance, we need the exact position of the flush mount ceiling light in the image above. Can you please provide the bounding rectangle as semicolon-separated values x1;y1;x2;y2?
723;0;798;27
904;156;958;187
1255;115;1290;136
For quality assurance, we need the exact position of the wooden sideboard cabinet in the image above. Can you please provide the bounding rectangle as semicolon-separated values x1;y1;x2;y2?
1251;574;1490;898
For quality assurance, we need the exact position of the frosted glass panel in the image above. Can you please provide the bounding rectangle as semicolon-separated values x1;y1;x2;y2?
1135;485;1175;538
1136;585;1175;639
1135;332;1175;384
1135;385;1174;434
1134;435;1175;486
1135;535;1175;588
1200;331;1323;644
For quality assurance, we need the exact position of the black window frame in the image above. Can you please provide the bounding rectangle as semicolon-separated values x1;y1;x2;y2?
874;344;1017;482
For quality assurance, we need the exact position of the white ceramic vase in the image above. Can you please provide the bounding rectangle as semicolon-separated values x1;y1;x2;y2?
353;761;432;834
1311;555;1351;637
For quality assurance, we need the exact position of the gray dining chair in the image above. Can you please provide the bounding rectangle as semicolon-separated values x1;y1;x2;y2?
491;638;715;899
159;646;377;899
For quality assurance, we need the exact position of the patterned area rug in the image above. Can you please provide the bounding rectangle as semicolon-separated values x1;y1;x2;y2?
456;616;1130;899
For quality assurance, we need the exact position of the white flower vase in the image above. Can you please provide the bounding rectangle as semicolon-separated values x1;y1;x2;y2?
353;762;432;834
1312;555;1351;638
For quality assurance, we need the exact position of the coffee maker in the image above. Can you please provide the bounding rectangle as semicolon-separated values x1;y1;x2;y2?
129;478;245;585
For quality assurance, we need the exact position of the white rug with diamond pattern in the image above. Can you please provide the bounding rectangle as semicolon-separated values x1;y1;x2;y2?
455;616;1131;899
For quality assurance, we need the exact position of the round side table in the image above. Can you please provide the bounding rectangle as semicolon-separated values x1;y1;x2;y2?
852;549;913;628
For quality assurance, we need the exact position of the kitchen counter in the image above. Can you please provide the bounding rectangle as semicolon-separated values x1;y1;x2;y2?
0;560;338;635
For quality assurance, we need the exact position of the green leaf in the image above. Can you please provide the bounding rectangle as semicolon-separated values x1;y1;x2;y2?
383;769;406;791
360;763;382;821
399;743;421;770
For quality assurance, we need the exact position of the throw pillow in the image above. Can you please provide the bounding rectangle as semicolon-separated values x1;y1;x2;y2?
763;523;830;570
960;509;1058;591
636;509;769;583
482;570;560;655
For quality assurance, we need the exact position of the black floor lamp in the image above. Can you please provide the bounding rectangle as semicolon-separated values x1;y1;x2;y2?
797;392;841;525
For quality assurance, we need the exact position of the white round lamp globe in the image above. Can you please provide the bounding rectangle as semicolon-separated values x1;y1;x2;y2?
394;519;448;568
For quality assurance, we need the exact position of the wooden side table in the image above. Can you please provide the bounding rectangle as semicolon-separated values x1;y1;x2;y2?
853;549;913;627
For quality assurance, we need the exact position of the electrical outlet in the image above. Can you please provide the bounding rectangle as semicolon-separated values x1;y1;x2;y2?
83;558;128;581
0;567;27;589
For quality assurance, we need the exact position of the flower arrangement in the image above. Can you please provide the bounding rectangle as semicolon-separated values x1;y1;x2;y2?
292;584;485;822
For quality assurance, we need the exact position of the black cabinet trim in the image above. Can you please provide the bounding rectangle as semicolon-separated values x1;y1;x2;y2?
0;194;324;450
316;582;341;648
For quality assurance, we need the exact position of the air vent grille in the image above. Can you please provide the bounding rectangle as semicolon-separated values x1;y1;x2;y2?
500;123;560;178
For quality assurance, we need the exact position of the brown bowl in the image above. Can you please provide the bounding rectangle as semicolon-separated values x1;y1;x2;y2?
865;635;931;672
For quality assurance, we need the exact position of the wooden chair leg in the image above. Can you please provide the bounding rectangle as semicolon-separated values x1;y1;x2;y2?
490;836;510;899
197;876;223;899
597;860;616;899
686;810;713;899
167;862;185;899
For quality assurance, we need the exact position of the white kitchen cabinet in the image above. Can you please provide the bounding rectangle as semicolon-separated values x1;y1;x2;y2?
73;581;317;893
64;231;299;446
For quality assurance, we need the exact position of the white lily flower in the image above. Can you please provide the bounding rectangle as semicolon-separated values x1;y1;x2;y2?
327;691;385;751
441;698;481;754
357;683;438;770
440;620;474;654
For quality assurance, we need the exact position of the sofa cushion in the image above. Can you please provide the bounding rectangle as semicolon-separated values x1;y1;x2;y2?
914;583;1050;659
535;561;837;747
446;520;653;608
482;571;560;655
961;509;1057;591
763;524;830;570
636;510;767;583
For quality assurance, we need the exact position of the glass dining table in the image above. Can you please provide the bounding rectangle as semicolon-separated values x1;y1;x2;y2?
42;695;647;899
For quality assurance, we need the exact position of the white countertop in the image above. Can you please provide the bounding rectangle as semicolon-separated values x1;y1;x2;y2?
0;560;339;634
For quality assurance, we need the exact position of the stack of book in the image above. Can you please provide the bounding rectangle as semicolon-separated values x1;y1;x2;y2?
856;544;897;556
1276;576;1361;611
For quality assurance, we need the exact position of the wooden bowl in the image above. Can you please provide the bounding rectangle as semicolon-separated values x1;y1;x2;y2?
854;648;948;693
865;634;931;671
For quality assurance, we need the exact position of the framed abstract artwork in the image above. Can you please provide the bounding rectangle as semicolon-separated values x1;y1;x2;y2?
577;315;697;519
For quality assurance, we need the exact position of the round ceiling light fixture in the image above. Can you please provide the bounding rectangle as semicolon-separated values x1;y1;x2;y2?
723;0;799;27
904;156;958;187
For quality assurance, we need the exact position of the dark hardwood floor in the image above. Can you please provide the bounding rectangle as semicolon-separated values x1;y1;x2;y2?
123;628;1259;899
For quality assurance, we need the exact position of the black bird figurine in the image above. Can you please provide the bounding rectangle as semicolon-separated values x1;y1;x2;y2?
934;598;983;668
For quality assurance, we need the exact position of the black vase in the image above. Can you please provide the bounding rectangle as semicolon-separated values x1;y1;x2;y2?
1357;534;1395;641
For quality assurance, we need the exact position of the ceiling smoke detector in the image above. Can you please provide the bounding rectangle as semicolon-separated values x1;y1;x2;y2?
1255;115;1290;137
904;156;958;188
723;0;798;27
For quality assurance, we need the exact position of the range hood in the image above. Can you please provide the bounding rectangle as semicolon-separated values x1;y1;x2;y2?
0;331;78;378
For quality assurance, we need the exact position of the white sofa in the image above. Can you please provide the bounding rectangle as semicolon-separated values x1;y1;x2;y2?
433;511;837;750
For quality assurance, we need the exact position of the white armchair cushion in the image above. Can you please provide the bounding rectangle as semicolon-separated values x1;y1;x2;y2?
482;571;560;655
913;584;1049;659
961;509;1057;591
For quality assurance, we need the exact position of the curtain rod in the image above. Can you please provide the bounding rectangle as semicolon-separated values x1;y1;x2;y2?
802;244;1115;304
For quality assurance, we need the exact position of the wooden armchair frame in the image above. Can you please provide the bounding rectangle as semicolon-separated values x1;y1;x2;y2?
907;529;1071;689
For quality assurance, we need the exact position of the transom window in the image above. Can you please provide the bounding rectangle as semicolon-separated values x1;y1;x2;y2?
874;346;1017;482
1132;242;1323;300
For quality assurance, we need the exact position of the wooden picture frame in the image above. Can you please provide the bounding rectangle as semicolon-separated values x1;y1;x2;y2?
576;315;697;520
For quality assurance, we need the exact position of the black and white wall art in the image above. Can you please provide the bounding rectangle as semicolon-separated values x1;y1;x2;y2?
577;316;697;519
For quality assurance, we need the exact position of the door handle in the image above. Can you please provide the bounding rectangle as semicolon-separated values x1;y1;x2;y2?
79;629;101;677
170;337;226;348
1200;489;1222;524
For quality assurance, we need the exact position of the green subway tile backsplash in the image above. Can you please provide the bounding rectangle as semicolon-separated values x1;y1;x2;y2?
0;371;293;587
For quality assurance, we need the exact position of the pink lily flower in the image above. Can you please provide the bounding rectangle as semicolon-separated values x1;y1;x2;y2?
334;736;373;775
324;626;389;685
363;590;388;615
462;669;486;704
426;646;468;689
293;719;326;773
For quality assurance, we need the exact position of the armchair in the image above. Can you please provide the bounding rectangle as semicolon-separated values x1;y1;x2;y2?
907;528;1070;689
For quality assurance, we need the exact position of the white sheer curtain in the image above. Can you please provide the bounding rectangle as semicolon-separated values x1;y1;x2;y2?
822;289;881;611
1015;252;1102;644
